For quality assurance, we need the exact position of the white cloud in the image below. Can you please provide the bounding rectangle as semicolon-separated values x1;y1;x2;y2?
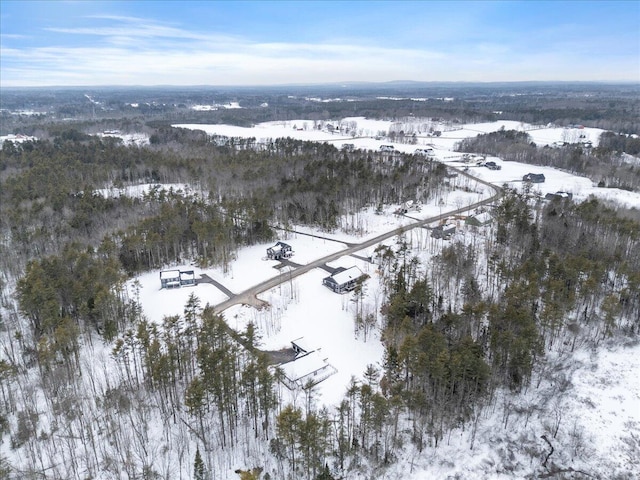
1;14;637;86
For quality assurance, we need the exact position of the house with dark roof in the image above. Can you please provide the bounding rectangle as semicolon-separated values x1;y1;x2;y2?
431;223;456;239
266;241;293;260
523;173;546;183
545;191;573;201
466;211;493;227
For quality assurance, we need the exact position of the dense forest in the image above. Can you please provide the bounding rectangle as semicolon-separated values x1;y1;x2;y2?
1;87;639;479
3;83;639;137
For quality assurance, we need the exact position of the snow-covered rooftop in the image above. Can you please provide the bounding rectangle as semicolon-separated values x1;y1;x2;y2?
160;270;180;279
330;266;364;285
277;350;337;388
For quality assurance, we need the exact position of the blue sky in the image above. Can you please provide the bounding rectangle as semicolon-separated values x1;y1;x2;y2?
1;0;638;86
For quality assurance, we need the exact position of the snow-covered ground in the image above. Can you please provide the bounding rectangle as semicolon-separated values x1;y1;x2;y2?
191;102;242;111
95;182;198;199
0;133;37;146
174;118;639;209
96;131;150;146
130;191;640;478
129;185;478;407
224;261;384;407
127;118;638;406
123;117;640;478
394;340;640;479
444;157;640;209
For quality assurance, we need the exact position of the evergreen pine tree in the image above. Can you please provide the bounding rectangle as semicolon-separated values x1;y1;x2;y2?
194;447;205;480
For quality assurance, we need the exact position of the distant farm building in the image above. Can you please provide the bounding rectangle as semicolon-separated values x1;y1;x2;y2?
415;147;435;157
266;241;293;260
322;266;367;294
523;173;546;183
379;145;395;152
160;269;197;289
545;191;573;201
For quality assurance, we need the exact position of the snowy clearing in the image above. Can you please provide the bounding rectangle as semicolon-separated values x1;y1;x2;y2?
174;118;640;210
122;116;640;479
96;131;150;146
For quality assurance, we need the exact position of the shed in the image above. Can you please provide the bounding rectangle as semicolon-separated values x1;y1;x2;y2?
523;173;546;183
322;266;366;294
160;270;181;289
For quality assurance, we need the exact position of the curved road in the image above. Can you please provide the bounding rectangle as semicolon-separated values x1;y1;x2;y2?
212;165;502;313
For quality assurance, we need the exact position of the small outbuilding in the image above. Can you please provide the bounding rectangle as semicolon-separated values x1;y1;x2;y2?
523;173;546;183
322;266;367;294
266;241;293;260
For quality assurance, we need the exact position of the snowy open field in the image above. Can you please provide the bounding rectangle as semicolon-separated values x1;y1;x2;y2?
224;260;384;408
396;340;640;479
96;182;196;199
96;131;150;146
175;117;639;209
125;118;640;478
131;195;640;478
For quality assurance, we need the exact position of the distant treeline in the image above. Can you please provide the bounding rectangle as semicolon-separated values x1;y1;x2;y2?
457;129;640;192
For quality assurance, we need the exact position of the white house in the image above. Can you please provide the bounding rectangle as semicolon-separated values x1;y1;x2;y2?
322;266;367;293
160;270;181;289
179;270;196;286
291;337;314;358
266;241;293;260
277;351;338;389
160;269;197;288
